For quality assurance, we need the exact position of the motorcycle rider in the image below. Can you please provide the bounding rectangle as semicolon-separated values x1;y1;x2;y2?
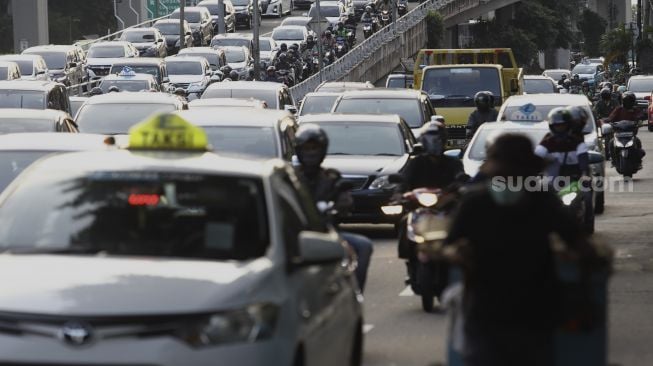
361;5;374;24
558;73;568;87
228;70;240;81
279;42;288;54
602;91;645;162
321;30;336;50
335;21;348;38
466;91;499;139
264;65;278;82
594;87;619;120
444;133;590;366
294;124;374;292
581;81;593;100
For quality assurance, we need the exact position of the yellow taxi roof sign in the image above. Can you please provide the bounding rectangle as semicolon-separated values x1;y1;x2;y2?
128;113;210;151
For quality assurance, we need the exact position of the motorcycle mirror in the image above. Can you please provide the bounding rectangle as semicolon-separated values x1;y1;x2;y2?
601;124;613;136
444;149;462;159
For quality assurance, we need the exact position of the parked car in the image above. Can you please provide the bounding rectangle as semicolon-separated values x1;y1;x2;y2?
0;61;21;81
197;0;237;33
22;45;86;86
0;81;71;114
0;54;49;81
0;109;78;134
86;41;140;80
170;6;214;46
119;27;168;58
523;75;558;94
153;19;194;55
202;80;294;110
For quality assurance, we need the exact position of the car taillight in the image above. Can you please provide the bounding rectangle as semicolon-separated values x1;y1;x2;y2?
645;96;651;101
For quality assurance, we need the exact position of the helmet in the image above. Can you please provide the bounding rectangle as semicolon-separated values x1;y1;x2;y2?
547;107;571;136
267;65;276;73
617;85;627;94
278;52;287;62
307;34;314;42
229;70;240;81
604;81;613;91
417;120;447;155
566;106;588;135
474;91;494;111
563;79;571;87
365;5;371;12
600;87;611;100
324;30;332;38
108;86;120;93
174;87;186;96
287;49;296;58
622;91;636;109
582;81;589;88
337;21;344;29
560;74;567;80
573;74;580;80
280;43;288;51
290;43;299;51
295;123;329;172
89;87;103;96
220;65;232;75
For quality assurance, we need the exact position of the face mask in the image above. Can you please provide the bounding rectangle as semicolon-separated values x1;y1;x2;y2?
488;183;524;206
298;149;325;171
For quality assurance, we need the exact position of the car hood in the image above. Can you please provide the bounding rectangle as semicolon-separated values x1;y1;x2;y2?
87;57;127;66
227;61;248;70
631;91;649;99
0;255;277;315
169;75;205;83
577;73;595;80
133;42;156;49
462;158;483;178
323;155;407;176
165;35;180;43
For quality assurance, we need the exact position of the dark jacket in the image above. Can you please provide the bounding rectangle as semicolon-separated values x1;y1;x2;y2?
399;154;465;191
295;166;353;216
466;109;499;136
593;99;618;120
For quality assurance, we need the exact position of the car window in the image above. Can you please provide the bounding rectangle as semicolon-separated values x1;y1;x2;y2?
317;122;404;156
334;98;423;128
0;151;62;192
76;103;179;134
203;126;279;158
469;128;548;160
300;95;338;115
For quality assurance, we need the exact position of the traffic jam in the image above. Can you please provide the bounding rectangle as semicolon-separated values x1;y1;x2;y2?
0;0;650;365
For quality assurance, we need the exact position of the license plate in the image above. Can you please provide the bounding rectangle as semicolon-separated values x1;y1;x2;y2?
449;139;467;147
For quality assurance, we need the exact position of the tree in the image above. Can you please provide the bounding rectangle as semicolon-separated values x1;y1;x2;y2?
578;9;607;57
48;0;117;43
600;25;632;65
426;11;443;49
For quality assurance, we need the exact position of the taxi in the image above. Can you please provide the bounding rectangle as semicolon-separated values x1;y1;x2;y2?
98;67;161;93
0;114;363;366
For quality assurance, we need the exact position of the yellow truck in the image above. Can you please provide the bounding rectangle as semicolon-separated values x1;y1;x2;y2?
413;48;523;147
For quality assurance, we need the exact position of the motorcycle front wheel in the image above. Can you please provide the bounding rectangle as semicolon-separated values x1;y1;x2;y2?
417;262;434;313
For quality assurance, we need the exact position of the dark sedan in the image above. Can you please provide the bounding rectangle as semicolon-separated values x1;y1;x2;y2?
298;113;418;223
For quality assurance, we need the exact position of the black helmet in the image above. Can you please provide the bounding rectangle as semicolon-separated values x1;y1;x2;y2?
337;21;344;29
229;70;240;80
560;74;567;80
547;107;571;135
307;34;314;42
267;65;276;73
108;86;120;93
287;49;296;57
565;106;588;134
220;65;232;75
563;79;571;87
295;123;329;171
89;87;103;96
278;52;287;62
365;5;371;12
573;73;580;80
324;30;332;38
604;81;613;91
289;43;299;51
280;43;288;51
474;91;494;111
582;81;589;88
622;91;637;109
600;87;611;100
417;120;447;155
174;87;186;96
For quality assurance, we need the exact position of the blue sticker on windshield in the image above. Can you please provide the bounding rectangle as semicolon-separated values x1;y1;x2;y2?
509;103;542;121
519;103;536;114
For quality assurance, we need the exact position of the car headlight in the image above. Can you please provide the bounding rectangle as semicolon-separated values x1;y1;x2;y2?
416;192;438;207
561;192;577;206
368;176;396;190
180;303;279;347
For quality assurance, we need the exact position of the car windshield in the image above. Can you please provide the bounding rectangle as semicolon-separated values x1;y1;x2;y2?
121;30;156;43
387;76;412;88
309;6;340;17
0;171;270;261
11;60;34;75
421;67;503;107
76;103;177;134
469;129;548;160
224;49;246;63
167;61;203;75
203;89;277;107
334;98;423;128
0;118;53;134
110;65;160;79
571;65;595;74
202;4;223;15
0;90;45;109
628;79;653;93
212;38;250;48
204;126;277;158
544;71;568;81
88;46;126;58
231;0;249;6
300;95;338;115
25;52;66;69
178;52;219;67
0;151;57;192
154;23;181;35
524;79;555;94
272;28;304;41
316;122;404;156
99;80;150;93
259;40;272;51
170;10;202;23
0;68;8;80
501;104;595;134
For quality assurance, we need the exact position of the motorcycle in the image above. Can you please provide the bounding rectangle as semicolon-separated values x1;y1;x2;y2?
398;0;407;16
383;187;457;313
380;9;391;27
275;69;294;87
323;49;336;66
605;120;644;178
335;36;348;58
346;26;356;48
557;179;595;234
362;21;374;39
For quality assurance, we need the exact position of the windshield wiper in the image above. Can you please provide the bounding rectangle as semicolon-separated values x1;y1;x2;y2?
1;247;107;255
329;152;352;155
445;95;473;99
374;153;399;156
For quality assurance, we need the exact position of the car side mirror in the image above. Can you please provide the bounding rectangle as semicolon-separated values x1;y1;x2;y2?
444;149;462;159
158;38;164;43
411;143;424;155
284;104;297;114
601;124;613;136
588;151;604;165
298;231;345;265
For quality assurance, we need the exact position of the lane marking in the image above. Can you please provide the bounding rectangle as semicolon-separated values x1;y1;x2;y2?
399;285;414;297
363;324;375;333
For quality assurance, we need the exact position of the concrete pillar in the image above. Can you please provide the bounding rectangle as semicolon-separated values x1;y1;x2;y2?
11;0;48;53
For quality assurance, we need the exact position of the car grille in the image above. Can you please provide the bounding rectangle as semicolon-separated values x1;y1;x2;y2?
89;66;111;77
341;175;369;190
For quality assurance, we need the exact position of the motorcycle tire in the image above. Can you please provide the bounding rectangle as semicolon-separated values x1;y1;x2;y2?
595;191;605;214
584;197;595;234
417;263;434;313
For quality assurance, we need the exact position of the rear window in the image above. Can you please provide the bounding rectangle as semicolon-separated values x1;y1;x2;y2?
76;103;178;134
0;151;56;192
204;126;278;158
628;78;653;93
110;65;160;79
524;79;555;94
0;171;270;261
468;129;548;160
300;95;338;115
0;118;53;134
334;98;422;128
0;90;45;109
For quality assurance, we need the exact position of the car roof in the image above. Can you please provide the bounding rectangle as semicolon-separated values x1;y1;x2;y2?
165;56;208;63
338;89;423;99
82;92;183;105
0;133;109;151
304;91;342;98
101;73;157;82
123;27;157;33
282;16;312;23
172;6;205;12
23;45;77;53
213;33;252;39
178;47;221;54
503;94;591;106
28;149;282;178
273;25;308;31
205;80;285;91
477;121;549;132
90;41;131;48
154;19;186;24
387;73;413;79
524;75;554;80
0;108;69;119
0;54;41;62
543;69;570;72
175;108;292;127
188;98;267;108
319;1;342;6
111;58;165;66
317;81;374;91
0;80;61;91
298;113;403;124
628;75;653;80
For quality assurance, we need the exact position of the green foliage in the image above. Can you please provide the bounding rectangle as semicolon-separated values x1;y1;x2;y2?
48;0;118;44
578;9;607;57
600;25;632;65
426;11;443;49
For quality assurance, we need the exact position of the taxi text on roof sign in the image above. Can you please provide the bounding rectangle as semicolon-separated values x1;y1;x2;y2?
128;113;210;151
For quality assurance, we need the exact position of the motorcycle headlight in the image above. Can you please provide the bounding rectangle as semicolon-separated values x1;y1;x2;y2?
561;192;577;206
416;193;438;207
368;176;396;190
180;303;278;347
381;205;403;215
625;140;634;148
